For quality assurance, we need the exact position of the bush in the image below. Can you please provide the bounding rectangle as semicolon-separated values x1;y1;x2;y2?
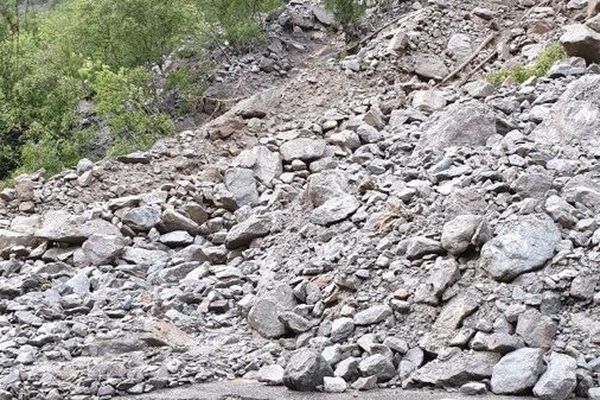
323;0;365;41
488;43;566;85
199;0;281;48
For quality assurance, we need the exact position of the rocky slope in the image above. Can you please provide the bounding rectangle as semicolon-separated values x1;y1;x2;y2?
3;0;600;399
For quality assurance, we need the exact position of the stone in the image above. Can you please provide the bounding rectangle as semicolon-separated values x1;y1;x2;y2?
123;207;161;231
470;332;525;354
515;309;556;349
283;350;333;391
464;80;495;98
225;214;271;249
234;145;282;186
418;102;497;151
480;214;560;282
159;209;200;234
461;382;488;395
78;234;126;266
532;75;600;146
330;318;354;342
405;237;444;259
310;195;360;226
0;229;39;254
353;305;392;326
358;354;396;382
279;311;312;333
560;24;600;64
159;231;194;247
545;196;577;228
248;285;296;339
306;170;349;207
224;168;259;207
533;352;577;400
491;348;545;395
411;351;500;387
447;33;473;61
280;138;327;162
121;247;169;266
323;376;346;393
441;214;489;255
258;365;285;386
414;258;460;305
334;358;360;381
434;291;481;330
412;90;447;113
414;55;449;80
35;211;122;244
351;376;378;391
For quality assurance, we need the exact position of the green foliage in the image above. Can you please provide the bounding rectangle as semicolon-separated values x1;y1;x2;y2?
199;0;281;48
488;43;567;85
323;0;365;32
165;62;213;114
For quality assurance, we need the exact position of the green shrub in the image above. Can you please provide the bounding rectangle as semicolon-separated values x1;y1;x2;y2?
199;0;281;48
323;0;365;41
488;43;567;85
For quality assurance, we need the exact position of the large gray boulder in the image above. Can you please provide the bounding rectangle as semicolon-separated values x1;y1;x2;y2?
441;214;490;255
0;230;39;254
358;355;396;382
123;207;161;231
248;285;296;339
35;211;122;244
233;145;282;186
480;214;560;282
159;209;200;234
533;352;577;400
76;234;126;266
418;101;497;151
310;195;360;226
411;351;500;387
532;75;600;146
491;348;545;395
283;350;333;391
225;214;271;250
280;138;327;162
560;24;600;64
224;168;259;207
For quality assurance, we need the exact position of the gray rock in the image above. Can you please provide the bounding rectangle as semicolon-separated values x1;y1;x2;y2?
279;311;312;333
480;214;560;282
248;285;296;339
563;175;600;213
225;214;271;249
280;138;327;162
310;195;360;226
461;382;488;395
331;318;354;343
411;351;500;387
353;305;392;326
434;290;481;330
334;357;360;381
418;101;497;151
358;354;396;382
306;170;349;207
491;348;545;395
515;309;556;349
414;55;449;80
470;332;525;354
159;231;194;247
234;145;282;186
441;214;489;255
78;234;126;266
258;364;285;386
0;229;39;254
405;237;444;259
35;211;121;244
412;90;447;113
560;24;600;64
283;350;333;391
464;80;495;98
159;209;200;234
323;376;346;393
533;352;577;400
123;207;161;231
224;168;259;207
545;195;577;228
121;247;169;266
414;258;460;305
447;33;473;61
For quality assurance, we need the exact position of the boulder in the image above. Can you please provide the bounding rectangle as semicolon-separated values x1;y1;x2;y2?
234;146;282;186
280;138;327;162
414;55;449;80
123;207;161;231
225;214;271;249
441;214;489;255
533;352;577;400
353;305;392;326
412;90;447;113
310;195;360;226
480;214;560;282
35;211;122;244
224;168;259;207
283;350;333;391
491;348;545;395
77;234;126;266
248;285;296;339
358;355;396;382
560;24;600;64
159;209;200;234
515;308;556;349
411;351;500;387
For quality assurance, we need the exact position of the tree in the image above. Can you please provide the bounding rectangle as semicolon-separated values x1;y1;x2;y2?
323;0;365;42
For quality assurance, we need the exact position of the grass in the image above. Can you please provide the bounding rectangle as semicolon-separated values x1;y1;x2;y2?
487;42;567;85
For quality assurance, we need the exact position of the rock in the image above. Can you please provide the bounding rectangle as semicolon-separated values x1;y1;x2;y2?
388;30;409;53
335;358;360;381
306;170;349;207
414;55;449;80
358;354;396;382
590;388;600;400
447;33;473;61
560;24;600;64
480;214;560;282
418;101;497;151
159;231;194;247
78;234;126;266
411;351;500;387
491;348;545;395
312;5;335;26
310;195;360;226
224;168;259;207
122;247;169;266
412;90;447;112
545;195;577;228
563;175;600;213
414;258;460;305
248;285;296;339
433;290;481;330
441;214;489;255
283;350;333;391
515;309;556;349
258;365;285;386
351;376;378;391
461;382;488;395
123;207;161;231
353;305;392;326
405;237;444;259
323;376;346;393
225;214;271;249
590;0;600;17
533;352;577;400
279;311;312;333
159;209;200;234
0;229;39;254
471;332;525;354
234;146;282;186
35;211;122;244
464;80;495;98
280;138;327;162
532;75;600;146
331;318;354;342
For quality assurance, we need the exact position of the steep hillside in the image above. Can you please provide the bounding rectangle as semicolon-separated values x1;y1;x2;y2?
3;1;600;400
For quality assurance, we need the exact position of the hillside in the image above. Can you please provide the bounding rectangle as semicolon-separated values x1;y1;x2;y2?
3;0;600;399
